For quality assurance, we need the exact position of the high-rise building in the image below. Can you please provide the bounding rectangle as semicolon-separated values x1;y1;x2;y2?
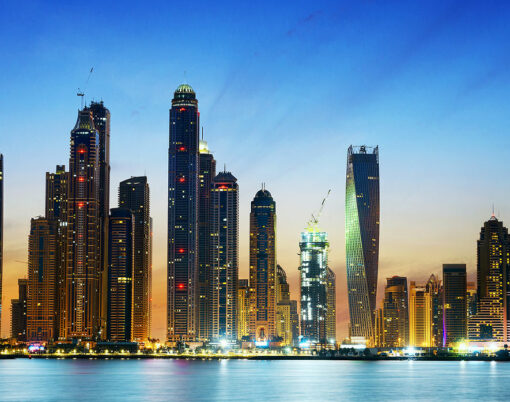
443;264;467;346
27;218;58;342
237;279;250;340
11;279;27;341
299;229;329;344
210;171;238;342
107;208;134;342
198;139;216;342
468;215;509;341
119;176;151;342
66;107;101;339
249;187;277;342
427;274;443;347
467;282;477;320
290;300;300;347
0;154;3;336
45;165;69;339
382;276;409;348
409;281;432;347
326;267;336;344
276;265;292;345
374;307;385;347
345;145;379;344
167;84;200;343
89;101;111;339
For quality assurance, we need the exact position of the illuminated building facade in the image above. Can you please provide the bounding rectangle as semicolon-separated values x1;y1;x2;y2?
467;282;477;319
167;84;200;342
0;154;3;335
45;165;69;339
409;281;432;347
210;171;238;341
290;300;300;347
382;276;409;348
345;145;379;343
468;215;509;341
249;188;277;342
374;307;385;347
326;267;336;343
443;264;467;346
27;218;58;341
427;274;443;347
276;265;292;345
11;279;28;341
89;101;110;339
198;139;215;341
66;107;101;339
237;279;250;340
299;229;329;344
107;208;134;342
119;176;151;341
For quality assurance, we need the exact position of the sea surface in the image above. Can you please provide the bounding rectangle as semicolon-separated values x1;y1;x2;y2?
0;359;509;401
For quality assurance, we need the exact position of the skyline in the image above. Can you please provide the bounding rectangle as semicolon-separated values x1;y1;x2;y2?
3;1;510;340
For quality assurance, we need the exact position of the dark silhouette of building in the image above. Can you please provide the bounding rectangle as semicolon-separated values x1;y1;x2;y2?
66;107;101;339
27;218;58;341
89;101;111;338
345;145;379;343
107;208;134;342
382;276;409;347
443;264;467;346
210;171;238;342
198;139;216;341
119;177;151;342
249;187;277;342
468;215;509;341
45;165;69;339
427;274;443;347
11;279;28;341
167;84;200;342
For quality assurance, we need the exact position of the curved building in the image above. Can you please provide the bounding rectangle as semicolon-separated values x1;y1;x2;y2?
167;84;200;342
345;145;379;343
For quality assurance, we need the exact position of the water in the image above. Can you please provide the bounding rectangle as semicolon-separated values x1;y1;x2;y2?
0;359;509;401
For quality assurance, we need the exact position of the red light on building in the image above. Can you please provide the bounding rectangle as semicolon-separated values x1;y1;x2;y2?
218;185;228;189
179;107;186;112
78;202;84;208
178;146;186;151
177;283;185;290
78;177;85;182
78;148;86;154
178;248;185;253
179;177;185;183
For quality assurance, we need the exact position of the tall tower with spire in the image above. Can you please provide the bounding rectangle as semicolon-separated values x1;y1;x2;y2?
167;84;200;342
249;186;277;342
66;108;101;339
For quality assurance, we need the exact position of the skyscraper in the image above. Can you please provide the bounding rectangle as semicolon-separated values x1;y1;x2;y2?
210;171;238;342
107;208;134;342
276;265;292;345
11;279;27;341
0;154;3;336
468;215;509;341
290;300;300;347
299;229;329;344
119;176;151;342
167;84;200;343
45;165;69;339
237;279;250;340
443;264;467;346
198;139;216;341
27;218;58;342
66;107;101;339
345;145;379;343
409;281;432;347
326;267;336;344
249;187;277;342
89;101;111;339
382;276;409;347
427;274;443;347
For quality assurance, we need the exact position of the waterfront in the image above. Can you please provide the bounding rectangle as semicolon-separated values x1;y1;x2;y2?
1;360;510;401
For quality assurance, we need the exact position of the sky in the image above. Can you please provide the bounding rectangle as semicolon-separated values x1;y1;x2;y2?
1;0;510;340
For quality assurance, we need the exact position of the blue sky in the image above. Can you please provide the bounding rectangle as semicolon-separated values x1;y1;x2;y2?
1;0;510;339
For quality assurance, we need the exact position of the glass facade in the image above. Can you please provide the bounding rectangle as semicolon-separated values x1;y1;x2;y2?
345;145;379;342
443;264;467;346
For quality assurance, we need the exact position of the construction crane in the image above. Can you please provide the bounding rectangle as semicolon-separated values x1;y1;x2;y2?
306;189;331;231
77;67;94;108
